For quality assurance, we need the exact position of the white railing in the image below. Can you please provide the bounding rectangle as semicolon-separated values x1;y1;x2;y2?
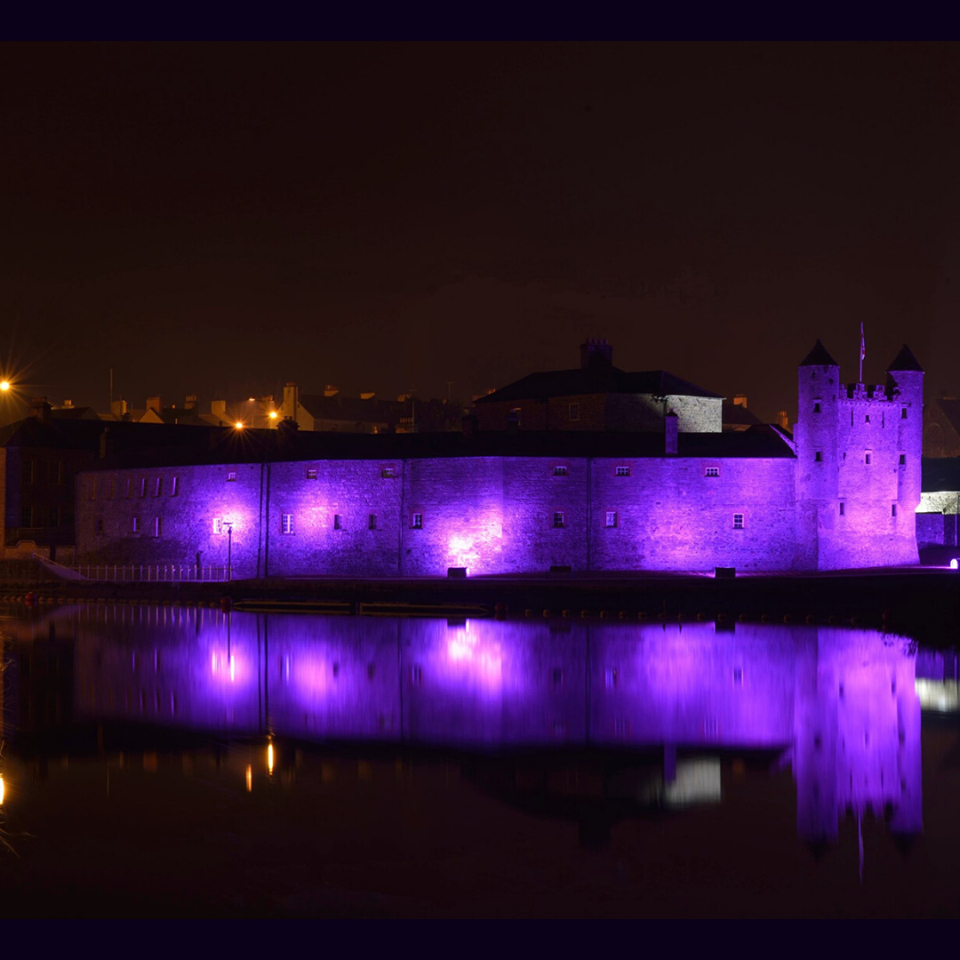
69;564;231;582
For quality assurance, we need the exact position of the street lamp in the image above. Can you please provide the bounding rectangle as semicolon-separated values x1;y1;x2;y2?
223;521;234;581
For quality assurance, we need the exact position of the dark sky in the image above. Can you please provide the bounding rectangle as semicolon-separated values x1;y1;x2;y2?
3;42;960;423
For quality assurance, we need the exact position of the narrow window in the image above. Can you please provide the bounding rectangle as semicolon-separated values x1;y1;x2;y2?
865;451;872;465
381;467;395;479
839;502;846;516
704;466;720;477
605;511;617;528
306;467;318;480
368;514;377;530
815;451;823;462
171;476;179;496
109;479;116;499
95;518;104;535
865;414;870;423
899;454;906;465
153;517;161;538
226;471;237;482
615;466;630;477
901;407;908;419
733;513;744;530
213;518;222;535
892;504;897;518
282;513;294;535
89;479;97;500
132;516;140;534
125;479;132;498
553;511;564;528
154;477;162;497
333;514;342;530
553;466;568;476
139;478;146;497
813;401;821;414
569;402;580;422
411;513;423;529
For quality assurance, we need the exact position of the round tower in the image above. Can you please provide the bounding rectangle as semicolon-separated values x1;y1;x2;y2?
886;344;924;525
796;341;841;568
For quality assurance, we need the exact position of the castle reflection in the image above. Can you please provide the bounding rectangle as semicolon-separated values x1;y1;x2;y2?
0;606;927;846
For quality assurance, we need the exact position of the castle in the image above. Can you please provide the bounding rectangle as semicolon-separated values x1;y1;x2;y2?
73;341;924;576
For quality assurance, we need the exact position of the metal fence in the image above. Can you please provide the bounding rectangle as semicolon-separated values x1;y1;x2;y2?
70;564;231;582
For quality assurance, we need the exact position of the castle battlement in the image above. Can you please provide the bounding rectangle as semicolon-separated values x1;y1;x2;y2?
843;383;895;402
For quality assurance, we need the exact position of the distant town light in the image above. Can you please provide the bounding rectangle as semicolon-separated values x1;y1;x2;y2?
269;411;278;420
0;381;9;392
234;421;244;429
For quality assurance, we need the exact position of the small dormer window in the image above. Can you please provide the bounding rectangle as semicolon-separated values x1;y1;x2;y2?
306;468;318;480
227;471;237;482
553;466;568;476
615;466;630;477
704;466;720;477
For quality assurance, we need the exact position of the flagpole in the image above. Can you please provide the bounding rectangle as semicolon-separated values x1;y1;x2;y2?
859;323;865;383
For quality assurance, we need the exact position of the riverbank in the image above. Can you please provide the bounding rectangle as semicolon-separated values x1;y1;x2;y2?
2;567;958;642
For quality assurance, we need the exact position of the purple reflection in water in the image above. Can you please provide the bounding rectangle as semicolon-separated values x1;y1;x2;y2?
46;606;922;845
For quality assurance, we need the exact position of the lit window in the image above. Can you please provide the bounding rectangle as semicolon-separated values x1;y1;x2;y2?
815;451;823;462
213;518;222;535
306;468;318;480
381;467;395;479
333;514;342;530
227;471;237;482
865;451;872;465
153;517;161;538
605;511;617;528
733;513;744;530
411;513;423;529
553;512;564;528
569;402;580;422
282;513;294;535
171;476;178;496
553;466;568;476
368;514;377;530
615;466;630;477
704;466;720;477
132;517;139;533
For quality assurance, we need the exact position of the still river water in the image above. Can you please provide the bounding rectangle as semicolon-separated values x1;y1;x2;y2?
1;603;958;917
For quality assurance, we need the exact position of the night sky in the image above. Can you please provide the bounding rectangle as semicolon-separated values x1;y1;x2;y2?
3;42;960;424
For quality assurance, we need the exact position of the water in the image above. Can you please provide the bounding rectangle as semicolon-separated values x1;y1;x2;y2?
1;604;958;917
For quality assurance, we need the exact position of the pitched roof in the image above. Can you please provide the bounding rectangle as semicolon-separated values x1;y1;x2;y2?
721;402;762;427
799;340;839;367
475;367;721;404
888;344;924;372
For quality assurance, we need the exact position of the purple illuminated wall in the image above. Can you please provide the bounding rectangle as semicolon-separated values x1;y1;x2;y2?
74;343;923;574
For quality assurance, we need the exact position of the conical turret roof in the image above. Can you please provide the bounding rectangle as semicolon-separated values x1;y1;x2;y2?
887;344;923;372
799;340;839;367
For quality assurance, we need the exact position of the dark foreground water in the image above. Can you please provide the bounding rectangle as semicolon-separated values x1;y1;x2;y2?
1;603;958;917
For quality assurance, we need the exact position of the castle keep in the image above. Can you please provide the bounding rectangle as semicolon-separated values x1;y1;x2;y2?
73;342;924;576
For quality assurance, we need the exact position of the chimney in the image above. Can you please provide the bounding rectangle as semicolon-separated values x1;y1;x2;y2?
580;338;613;370
146;395;162;416
185;394;197;410
778;410;790;431
31;397;52;423
324;384;339;398
733;394;748;408
111;399;128;419
665;410;678;455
